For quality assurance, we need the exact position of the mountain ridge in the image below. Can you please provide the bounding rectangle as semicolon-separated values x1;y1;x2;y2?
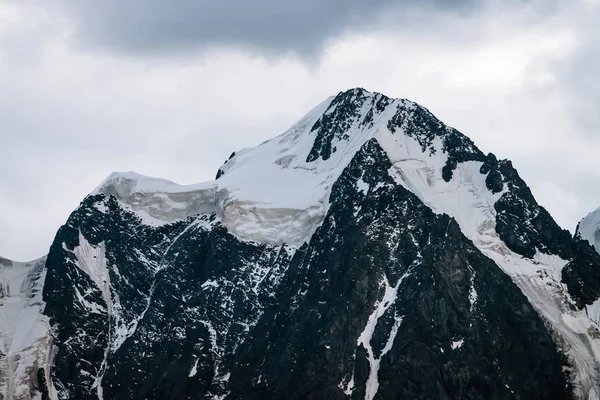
2;87;600;399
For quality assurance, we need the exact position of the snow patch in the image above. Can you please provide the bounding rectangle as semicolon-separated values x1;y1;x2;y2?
451;339;464;350
189;359;199;377
356;178;369;195
578;206;600;253
357;274;407;400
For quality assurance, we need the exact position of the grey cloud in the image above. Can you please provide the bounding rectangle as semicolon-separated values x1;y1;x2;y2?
533;1;600;136
561;42;600;134
50;0;476;56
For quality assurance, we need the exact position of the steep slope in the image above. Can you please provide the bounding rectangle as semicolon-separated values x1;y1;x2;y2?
6;88;600;399
0;256;51;400
40;195;195;399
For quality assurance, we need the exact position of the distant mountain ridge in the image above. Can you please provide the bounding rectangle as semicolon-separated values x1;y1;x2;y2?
2;88;600;399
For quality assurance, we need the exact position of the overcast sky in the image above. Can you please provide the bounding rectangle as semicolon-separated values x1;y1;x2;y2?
2;0;599;261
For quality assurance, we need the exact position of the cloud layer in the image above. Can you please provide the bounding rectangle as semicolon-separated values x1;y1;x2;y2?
1;0;599;260
50;0;475;56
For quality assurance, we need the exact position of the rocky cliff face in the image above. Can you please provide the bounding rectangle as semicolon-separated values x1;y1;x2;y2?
3;88;600;399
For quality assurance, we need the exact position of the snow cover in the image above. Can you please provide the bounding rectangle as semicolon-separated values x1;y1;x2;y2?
344;273;408;400
92;93;395;248
578;206;600;253
0;257;56;400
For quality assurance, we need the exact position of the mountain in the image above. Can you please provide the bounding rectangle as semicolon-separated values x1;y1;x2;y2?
3;88;600;399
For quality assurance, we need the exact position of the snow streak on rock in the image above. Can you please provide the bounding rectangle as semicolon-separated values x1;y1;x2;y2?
68;233;112;399
356;274;407;400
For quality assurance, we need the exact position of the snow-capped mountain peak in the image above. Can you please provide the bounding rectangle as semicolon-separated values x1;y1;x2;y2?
7;88;600;399
93;88;486;249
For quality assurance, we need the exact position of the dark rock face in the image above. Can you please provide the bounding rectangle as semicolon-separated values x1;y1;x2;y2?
43;195;192;398
307;88;371;162
562;225;600;307
216;152;237;179
563;238;600;307
492;160;573;259
42;138;572;399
